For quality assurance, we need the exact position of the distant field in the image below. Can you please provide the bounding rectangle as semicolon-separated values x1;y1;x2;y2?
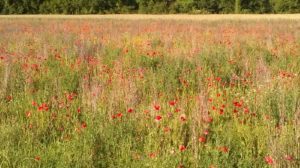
0;17;299;168
1;14;300;20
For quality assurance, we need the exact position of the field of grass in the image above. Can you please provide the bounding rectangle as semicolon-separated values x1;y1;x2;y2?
0;16;299;168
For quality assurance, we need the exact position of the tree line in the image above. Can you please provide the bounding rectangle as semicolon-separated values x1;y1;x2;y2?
0;0;299;14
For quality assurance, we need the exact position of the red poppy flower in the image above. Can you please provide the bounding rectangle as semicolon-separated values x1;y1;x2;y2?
127;108;134;113
219;109;224;115
264;156;274;165
209;165;216;168
43;104;49;111
81;122;87;129
34;156;41;161
265;115;270;120
233;101;243;108
6;95;13;102
180;114;186;122
212;106;217;111
169;100;176;106
32;101;38;106
179;145;186;151
284;155;293;161
124;49;129;54
219;146;229;153
117;113;123;118
67;94;74;101
244;108;249;114
198;136;206;143
178;164;184;168
149;152;156;158
204;130;209;135
38;103;49;111
154;105;161;111
155;115;162;121
26;111;31;118
203;116;213;123
164;127;171;133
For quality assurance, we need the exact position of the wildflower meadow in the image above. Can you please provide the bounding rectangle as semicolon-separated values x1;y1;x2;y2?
0;16;299;167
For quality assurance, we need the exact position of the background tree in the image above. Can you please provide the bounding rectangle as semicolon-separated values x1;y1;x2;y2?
218;0;235;13
0;0;4;13
240;0;272;13
137;0;175;14
169;0;194;13
0;0;298;14
115;0;138;13
2;0;37;14
272;0;300;13
235;0;241;13
193;0;222;13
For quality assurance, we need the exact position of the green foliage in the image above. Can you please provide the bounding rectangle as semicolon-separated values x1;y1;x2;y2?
0;0;299;14
193;0;222;13
240;0;272;13
0;0;4;14
137;0;173;14
272;0;300;13
169;0;194;13
2;0;35;14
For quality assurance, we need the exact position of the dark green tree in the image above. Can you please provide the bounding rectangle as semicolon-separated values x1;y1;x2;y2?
2;0;42;14
0;0;298;14
169;0;194;13
240;0;271;13
194;0;222;13
137;0;176;14
218;0;235;13
115;0;138;13
272;0;300;13
0;0;4;13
